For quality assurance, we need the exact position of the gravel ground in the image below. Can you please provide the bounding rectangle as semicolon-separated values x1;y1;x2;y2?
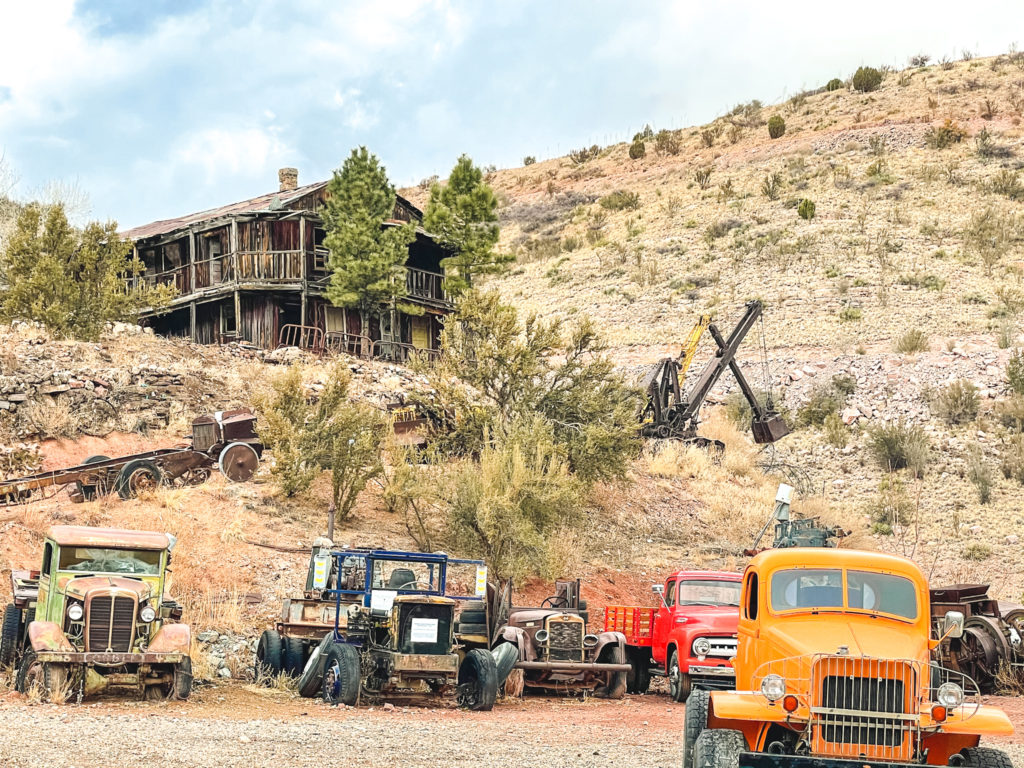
0;686;1021;768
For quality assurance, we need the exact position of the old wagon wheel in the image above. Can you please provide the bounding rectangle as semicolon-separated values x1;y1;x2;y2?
1003;609;1024;660
175;467;212;487
115;459;164;500
218;442;259;483
950;624;1001;692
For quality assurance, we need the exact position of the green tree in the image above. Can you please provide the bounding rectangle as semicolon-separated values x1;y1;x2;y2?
423;155;509;296
256;362;388;524
421;290;641;483
322;147;416;332
0;203;172;340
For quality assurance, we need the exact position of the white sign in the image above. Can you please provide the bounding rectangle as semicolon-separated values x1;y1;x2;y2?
475;565;488;597
410;617;439;644
370;590;397;613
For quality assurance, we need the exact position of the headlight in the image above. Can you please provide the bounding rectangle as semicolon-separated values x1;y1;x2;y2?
67;603;84;622
534;629;549;644
140;605;157;623
583;634;599;648
693;637;712;657
760;673;786;702
937;682;964;708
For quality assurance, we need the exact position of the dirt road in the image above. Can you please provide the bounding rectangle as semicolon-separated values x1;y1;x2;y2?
0;685;1022;768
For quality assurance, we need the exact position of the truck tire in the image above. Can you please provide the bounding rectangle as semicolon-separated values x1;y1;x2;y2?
457;648;498;711
1;603;21;668
115;459;163;499
459;607;487;625
692;729;746;768
682;688;711;768
596;643;627;699
172;657;193;700
283;636;306;676
456;622;488;636
959;747;1015;768
297;633;334;698
491;642;519;687
255;629;284;681
16;651;67;702
669;649;692;703
321;643;360;706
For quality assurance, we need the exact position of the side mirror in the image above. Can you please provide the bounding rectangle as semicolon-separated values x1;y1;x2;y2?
651;584;664;595
942;610;965;640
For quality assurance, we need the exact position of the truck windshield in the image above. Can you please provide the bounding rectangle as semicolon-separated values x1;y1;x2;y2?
59;547;161;575
678;580;741;606
770;568;918;620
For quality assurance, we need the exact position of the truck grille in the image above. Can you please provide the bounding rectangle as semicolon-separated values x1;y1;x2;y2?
87;595;136;652
547;617;583;662
811;656;916;762
703;637;738;658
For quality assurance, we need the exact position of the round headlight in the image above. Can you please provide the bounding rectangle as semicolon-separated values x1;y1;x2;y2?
535;629;549;644
693;637;712;657
67;603;84;622
937;682;964;709
761;673;786;702
140;605;157;623
583;634;599;648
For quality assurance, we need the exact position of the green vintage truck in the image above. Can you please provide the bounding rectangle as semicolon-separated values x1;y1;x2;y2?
0;525;192;701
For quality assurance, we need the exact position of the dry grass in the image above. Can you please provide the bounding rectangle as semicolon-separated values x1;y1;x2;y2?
21;396;81;438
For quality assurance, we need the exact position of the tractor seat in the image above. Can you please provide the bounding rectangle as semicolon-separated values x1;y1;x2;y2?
388;568;418;590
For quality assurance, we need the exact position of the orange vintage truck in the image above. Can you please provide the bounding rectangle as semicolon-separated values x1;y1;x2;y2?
683;548;1014;768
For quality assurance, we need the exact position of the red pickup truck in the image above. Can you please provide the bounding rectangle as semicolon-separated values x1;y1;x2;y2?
604;570;741;702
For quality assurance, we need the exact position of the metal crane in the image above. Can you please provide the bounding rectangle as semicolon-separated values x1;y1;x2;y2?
638;300;790;448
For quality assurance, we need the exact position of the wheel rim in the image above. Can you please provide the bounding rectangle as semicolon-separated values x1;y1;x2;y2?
669;654;680;697
127;468;158;495
324;661;340;701
23;659;44;694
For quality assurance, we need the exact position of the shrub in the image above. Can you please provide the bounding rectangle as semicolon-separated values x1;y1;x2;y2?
852;66;883;92
990;169;1024;201
825;78;844;92
1002;434;1024;483
700;129;716;148
839;306;862;321
929;380;979;425
523;156;536;166
655;130;681;155
761;172;783;201
767;115;786;139
633;124;654;142
868;419;930;476
963;542;992;561
598;190;640;211
980;98;999;121
909;54;931;68
693;168;712;190
568;145;601;165
256;362;388;522
797;199;816;220
1008;350;1024;395
823;411;848;448
925;119;967;149
895;329;929;354
561;235;581;252
628;139;646;160
797;383;844;427
725;389;789;431
994;394;1024;431
867;476;915;530
967;449;994;504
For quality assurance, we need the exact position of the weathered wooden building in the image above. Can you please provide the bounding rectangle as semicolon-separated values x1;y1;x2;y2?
121;168;451;358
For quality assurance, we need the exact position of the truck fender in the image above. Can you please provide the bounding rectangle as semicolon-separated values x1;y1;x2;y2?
148;623;191;655
496;626;534;661
27;621;75;653
593;631;626;660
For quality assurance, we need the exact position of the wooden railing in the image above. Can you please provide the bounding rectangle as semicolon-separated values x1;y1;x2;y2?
405;267;448;306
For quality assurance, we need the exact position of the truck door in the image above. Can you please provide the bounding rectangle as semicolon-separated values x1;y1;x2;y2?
651;577;675;665
735;568;759;680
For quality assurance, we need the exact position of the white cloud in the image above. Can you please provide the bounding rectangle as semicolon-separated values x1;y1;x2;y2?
173;126;293;186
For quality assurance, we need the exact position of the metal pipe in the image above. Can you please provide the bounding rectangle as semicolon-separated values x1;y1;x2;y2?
514;661;632;672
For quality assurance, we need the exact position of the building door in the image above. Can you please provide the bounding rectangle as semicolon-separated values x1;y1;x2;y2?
411;315;430;349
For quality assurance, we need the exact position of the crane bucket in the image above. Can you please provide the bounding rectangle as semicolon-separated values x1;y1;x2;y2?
751;413;790;444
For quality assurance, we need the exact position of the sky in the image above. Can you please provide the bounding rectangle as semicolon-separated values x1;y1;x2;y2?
1;0;1022;229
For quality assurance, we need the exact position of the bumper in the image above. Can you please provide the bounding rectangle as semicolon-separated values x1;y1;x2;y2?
740;753;919;768
515;661;632;672
35;651;185;665
689;664;734;677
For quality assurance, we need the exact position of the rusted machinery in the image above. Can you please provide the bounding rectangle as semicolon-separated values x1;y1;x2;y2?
930;583;1024;693
639;300;790;448
0;408;262;504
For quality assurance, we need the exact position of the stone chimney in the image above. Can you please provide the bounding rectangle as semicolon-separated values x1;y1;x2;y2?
278;167;298;192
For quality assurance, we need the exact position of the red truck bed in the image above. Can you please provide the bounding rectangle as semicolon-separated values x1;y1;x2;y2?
604;606;656;646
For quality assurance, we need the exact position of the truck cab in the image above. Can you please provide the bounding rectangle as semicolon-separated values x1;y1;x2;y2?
683;548;1014;768
0;525;191;701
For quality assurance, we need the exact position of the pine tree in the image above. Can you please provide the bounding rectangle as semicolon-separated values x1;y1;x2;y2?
322;148;416;332
0;202;171;340
423;155;508;296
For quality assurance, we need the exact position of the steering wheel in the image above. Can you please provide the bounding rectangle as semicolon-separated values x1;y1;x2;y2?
541;596;568;609
395;580;433;591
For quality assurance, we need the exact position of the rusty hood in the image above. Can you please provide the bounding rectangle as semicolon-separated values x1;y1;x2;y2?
762;614;930;665
64;575;153;601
